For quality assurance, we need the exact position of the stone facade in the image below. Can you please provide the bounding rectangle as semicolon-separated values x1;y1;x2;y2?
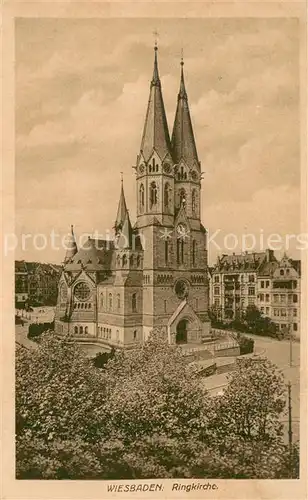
55;47;210;348
15;260;61;307
210;250;301;338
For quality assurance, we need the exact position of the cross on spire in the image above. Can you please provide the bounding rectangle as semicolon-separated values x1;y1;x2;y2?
181;47;184;66
153;29;159;49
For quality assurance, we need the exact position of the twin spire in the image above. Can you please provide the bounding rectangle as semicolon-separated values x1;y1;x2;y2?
140;45;199;168
171;55;199;167
140;45;171;162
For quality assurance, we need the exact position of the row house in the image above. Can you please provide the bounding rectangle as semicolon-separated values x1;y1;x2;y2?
15;261;62;307
15;261;29;306
210;250;301;338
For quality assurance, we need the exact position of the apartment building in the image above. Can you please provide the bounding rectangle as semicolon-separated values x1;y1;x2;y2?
210;250;301;337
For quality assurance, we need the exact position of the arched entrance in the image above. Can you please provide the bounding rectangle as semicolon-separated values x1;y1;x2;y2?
176;319;188;344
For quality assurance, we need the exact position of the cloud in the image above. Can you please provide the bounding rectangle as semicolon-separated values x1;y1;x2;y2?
15;18;300;264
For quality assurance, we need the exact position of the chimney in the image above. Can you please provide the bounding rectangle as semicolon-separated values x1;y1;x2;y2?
266;249;274;262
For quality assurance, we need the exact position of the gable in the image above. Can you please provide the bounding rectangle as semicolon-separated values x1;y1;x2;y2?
174;204;191;230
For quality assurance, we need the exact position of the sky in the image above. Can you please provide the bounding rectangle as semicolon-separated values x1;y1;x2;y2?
15;17;301;265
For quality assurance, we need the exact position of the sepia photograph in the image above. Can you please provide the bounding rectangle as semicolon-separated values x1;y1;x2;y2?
2;4;306;495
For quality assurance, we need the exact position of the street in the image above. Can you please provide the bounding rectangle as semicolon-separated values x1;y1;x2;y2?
246;334;300;443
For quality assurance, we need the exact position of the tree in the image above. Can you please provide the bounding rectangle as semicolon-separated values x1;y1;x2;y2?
208;357;286;445
92;347;115;369
16;329;298;479
244;304;262;332
16;333;107;447
101;328;211;443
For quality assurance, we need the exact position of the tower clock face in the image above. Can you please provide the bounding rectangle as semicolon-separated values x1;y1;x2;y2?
74;282;91;301
175;279;189;299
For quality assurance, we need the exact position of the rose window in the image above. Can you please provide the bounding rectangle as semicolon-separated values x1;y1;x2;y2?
74;282;91;301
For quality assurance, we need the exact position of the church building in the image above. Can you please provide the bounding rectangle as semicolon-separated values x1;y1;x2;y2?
55;45;211;348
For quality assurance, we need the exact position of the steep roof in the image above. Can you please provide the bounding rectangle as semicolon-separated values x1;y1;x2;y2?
114;180;128;232
64;238;114;272
171;60;199;169
258;260;279;277
290;259;301;276
214;252;267;273
139;46;171;162
64;225;78;263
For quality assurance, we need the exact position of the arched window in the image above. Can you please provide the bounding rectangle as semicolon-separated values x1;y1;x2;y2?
164;240;169;265
117;293;120;310
137;255;141;267
129;254;134;266
133;329;137;340
84;303;87;309
192;189;196;215
132;293;137;312
139;184;145;212
192;239;196;266
150;182;158;208
74;326;78;335
100;294;104;308
81;303;84;309
79;326;83;335
85;326;88;335
177;239;184;265
122;254;127;267
164;183;170;209
117;254;121;266
179;188;186;208
109;293;113;311
152;158;155;172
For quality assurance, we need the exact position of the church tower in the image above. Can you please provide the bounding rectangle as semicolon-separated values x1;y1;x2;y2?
135;47;210;343
172;57;201;228
135;44;175;229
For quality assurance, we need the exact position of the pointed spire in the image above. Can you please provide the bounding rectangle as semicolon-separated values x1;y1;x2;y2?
114;177;129;234
171;55;199;169
179;52;187;99
151;45;160;86
64;225;78;263
118;211;133;249
140;45;171;162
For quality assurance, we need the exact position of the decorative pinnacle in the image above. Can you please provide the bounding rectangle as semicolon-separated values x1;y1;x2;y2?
120;171;123;184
